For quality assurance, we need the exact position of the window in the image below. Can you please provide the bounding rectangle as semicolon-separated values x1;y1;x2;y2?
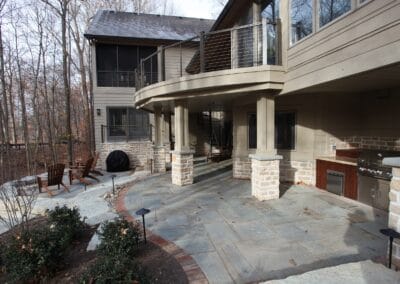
96;44;157;87
107;107;150;140
248;113;257;149
262;0;280;65
319;0;351;27
275;112;296;150
291;0;313;44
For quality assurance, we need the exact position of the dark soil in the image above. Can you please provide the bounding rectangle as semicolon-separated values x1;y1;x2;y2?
0;218;188;283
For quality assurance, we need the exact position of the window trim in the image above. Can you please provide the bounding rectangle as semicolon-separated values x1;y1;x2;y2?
106;106;150;141
289;0;370;47
317;0;353;30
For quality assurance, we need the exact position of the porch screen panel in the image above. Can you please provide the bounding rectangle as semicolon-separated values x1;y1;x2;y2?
290;0;313;44
117;45;138;87
139;46;158;85
319;0;351;27
96;44;117;87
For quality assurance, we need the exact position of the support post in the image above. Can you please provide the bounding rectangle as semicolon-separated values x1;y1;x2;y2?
153;106;166;173
172;100;193;186
250;95;282;201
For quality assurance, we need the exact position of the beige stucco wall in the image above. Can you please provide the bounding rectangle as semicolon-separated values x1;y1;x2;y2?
282;0;400;94
232;88;400;185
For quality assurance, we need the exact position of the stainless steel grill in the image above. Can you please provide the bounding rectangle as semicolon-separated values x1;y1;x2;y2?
357;150;400;181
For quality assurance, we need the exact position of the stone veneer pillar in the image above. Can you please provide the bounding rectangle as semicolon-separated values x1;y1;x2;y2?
383;157;400;267
250;95;281;201
172;100;193;186
153;106;166;173
250;155;282;200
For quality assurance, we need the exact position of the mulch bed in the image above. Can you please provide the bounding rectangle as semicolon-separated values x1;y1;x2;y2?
0;217;188;283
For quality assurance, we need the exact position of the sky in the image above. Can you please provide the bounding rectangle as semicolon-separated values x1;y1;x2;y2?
170;0;225;19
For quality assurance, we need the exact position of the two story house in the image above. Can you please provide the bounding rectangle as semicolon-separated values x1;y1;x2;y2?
86;0;400;266
84;10;214;171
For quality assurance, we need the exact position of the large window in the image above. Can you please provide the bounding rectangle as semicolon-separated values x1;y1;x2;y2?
319;0;351;27
248;111;296;150
107;107;150;140
96;44;157;87
275;112;296;150
291;0;313;44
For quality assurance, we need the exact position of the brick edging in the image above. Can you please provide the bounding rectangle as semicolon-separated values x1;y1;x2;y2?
116;185;209;284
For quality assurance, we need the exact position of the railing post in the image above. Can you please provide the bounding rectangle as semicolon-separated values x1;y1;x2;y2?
275;18;282;65
199;31;205;73
101;125;104;143
161;46;166;82
140;59;145;87
262;18;267;65
126;125;129;142
180;43;183;77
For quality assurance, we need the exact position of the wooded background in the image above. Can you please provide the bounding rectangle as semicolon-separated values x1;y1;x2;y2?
0;0;226;184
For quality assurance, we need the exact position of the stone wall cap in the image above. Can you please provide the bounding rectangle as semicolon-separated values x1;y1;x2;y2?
383;157;400;168
249;154;283;161
171;150;195;155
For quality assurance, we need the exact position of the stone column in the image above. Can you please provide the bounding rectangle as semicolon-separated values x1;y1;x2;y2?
153;106;166;173
383;158;400;267
172;100;193;186
250;95;282;201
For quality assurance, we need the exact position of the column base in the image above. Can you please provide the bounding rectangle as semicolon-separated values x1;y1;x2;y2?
153;146;166;173
172;150;194;186
250;154;282;201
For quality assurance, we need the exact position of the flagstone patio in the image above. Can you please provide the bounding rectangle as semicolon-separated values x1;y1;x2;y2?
123;160;389;283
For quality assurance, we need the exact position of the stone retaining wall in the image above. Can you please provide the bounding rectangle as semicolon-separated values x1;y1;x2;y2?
98;141;153;171
280;159;315;185
233;157;252;179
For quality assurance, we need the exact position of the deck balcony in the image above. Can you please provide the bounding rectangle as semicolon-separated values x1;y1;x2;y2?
133;21;285;108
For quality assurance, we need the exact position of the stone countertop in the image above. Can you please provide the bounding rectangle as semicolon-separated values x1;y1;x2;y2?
317;156;357;166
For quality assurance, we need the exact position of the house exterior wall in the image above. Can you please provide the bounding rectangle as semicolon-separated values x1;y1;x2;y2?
164;46;197;80
231;88;400;185
282;0;400;94
92;43;195;169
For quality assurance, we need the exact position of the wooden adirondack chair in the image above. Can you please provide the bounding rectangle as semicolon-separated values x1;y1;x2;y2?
37;164;69;197
69;157;99;186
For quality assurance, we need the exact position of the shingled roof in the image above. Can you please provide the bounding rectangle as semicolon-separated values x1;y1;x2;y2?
84;10;215;41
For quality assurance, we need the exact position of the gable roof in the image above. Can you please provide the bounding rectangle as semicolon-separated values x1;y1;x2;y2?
84;10;215;42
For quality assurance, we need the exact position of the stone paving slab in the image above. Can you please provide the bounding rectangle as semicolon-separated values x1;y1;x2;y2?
263;260;400;284
123;162;389;283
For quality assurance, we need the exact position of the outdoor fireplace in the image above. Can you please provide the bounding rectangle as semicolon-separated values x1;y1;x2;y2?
106;150;130;172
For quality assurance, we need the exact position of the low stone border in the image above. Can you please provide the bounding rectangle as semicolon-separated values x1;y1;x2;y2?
115;185;209;284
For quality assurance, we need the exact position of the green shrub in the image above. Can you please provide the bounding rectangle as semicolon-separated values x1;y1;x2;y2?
97;218;141;258
80;254;149;284
46;205;85;248
2;227;64;282
1;205;85;282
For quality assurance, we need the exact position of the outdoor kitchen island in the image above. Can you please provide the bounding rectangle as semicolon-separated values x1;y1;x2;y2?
316;149;400;212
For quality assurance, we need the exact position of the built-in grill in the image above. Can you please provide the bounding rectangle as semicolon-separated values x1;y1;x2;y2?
357;150;399;181
357;150;400;211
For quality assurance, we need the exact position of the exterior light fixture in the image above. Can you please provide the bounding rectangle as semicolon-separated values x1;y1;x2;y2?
97;109;101;116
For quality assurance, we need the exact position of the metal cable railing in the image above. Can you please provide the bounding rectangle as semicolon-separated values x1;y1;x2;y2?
135;19;281;90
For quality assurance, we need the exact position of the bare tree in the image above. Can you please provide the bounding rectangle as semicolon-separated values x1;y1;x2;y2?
41;0;73;166
0;181;38;232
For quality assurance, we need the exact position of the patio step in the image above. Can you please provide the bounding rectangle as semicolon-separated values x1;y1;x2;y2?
193;156;208;165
